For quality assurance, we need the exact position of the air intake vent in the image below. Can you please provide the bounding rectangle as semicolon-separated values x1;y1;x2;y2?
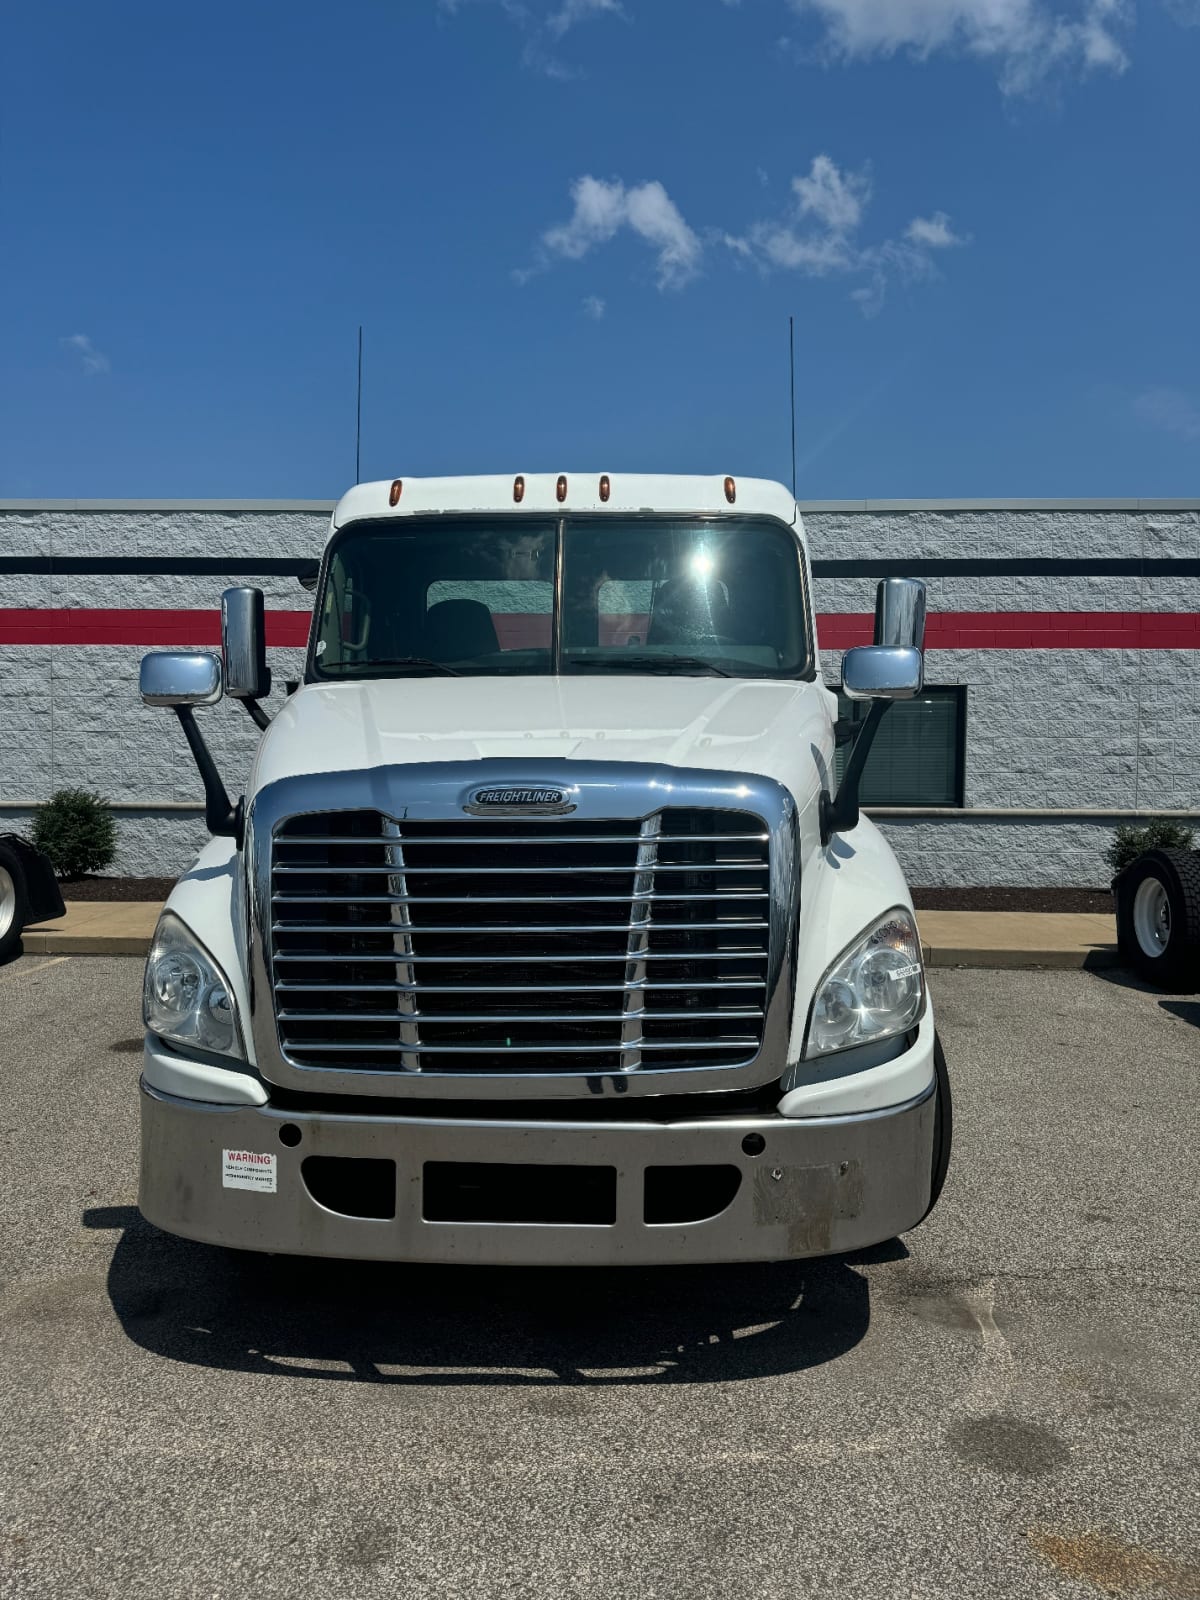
268;808;770;1075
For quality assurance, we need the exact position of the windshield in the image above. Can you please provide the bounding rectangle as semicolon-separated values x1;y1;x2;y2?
310;516;810;680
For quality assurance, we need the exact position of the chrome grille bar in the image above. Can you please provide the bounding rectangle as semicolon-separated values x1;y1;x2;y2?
272;891;768;905
621;812;661;1071
272;949;767;964
276;832;766;847
273;862;766;876
383;821;421;1072
275;979;767;994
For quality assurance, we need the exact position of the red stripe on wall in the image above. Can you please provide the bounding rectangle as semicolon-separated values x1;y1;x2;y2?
0;608;1198;648
0;609;312;647
818;611;1200;650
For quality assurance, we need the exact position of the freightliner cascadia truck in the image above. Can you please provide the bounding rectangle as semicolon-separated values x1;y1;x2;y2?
137;473;951;1265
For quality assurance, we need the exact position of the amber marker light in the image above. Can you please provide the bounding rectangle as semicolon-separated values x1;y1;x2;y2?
389;479;403;506
599;474;611;502
513;475;525;503
556;474;568;502
724;476;736;504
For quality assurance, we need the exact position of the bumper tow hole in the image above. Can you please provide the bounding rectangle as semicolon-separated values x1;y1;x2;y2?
301;1156;396;1220
644;1165;742;1226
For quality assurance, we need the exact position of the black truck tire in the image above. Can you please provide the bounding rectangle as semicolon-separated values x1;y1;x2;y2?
0;841;29;965
1115;848;1200;991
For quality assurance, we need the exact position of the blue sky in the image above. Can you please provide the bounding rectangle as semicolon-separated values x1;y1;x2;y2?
3;0;1199;498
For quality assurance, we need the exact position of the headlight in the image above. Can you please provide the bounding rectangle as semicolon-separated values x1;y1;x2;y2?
144;911;244;1059
805;907;925;1059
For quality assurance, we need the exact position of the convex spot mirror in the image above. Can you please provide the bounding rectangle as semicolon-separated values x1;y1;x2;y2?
222;586;271;701
140;651;223;707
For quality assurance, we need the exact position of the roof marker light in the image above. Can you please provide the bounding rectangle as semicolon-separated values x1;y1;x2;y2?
389;479;403;506
556;474;568;503
724;476;736;504
599;474;610;502
513;475;525;503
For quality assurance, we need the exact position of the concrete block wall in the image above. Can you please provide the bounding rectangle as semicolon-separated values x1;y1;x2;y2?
2;498;1198;885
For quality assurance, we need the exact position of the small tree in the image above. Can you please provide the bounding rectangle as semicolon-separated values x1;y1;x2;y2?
1105;820;1196;878
31;789;117;879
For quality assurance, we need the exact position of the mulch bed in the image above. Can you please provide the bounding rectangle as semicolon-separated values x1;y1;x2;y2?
60;877;178;902
59;876;1114;913
911;886;1112;914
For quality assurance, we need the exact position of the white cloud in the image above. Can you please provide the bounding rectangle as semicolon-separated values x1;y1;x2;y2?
1162;0;1200;24
582;294;607;319
1134;387;1200;442
60;334;109;375
905;211;968;248
437;0;624;76
793;153;871;234
783;0;1132;93
546;0;623;37
542;175;702;288
529;155;965;315
725;154;968;316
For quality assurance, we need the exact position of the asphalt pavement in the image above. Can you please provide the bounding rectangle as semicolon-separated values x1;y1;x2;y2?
0;955;1197;1600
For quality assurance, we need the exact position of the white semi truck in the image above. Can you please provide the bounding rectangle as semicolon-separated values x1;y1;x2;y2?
137;473;951;1265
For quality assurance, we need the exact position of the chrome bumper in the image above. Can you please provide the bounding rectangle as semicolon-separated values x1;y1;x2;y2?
139;1078;935;1266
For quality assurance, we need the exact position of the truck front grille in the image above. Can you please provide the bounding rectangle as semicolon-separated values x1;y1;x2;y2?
268;808;771;1074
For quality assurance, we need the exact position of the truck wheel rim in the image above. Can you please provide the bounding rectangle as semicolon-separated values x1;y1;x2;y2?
0;866;15;939
1132;877;1171;958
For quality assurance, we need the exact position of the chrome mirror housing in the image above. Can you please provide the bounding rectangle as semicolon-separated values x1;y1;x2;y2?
222;587;272;701
842;644;924;702
140;651;223;708
873;577;927;651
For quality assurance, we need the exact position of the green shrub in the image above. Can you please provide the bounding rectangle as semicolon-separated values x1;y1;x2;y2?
31;788;117;879
1105;820;1196;877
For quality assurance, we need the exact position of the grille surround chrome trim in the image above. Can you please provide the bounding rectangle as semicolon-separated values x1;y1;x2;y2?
248;761;799;1100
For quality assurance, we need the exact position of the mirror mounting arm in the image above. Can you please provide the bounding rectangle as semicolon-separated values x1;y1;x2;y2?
820;699;890;846
173;706;241;841
239;697;272;732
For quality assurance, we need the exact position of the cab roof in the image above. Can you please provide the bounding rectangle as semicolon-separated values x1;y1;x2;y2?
331;473;800;536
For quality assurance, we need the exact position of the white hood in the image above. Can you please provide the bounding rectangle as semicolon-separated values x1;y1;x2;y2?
250;676;834;806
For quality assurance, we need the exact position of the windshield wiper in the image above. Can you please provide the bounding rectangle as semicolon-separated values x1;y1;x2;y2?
333;656;465;677
565;653;735;678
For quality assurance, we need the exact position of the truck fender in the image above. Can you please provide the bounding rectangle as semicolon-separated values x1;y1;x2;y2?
159;836;256;1067
788;814;923;1066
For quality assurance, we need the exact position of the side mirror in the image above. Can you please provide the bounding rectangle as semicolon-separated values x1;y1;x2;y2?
138;651;237;839
842;644;924;702
821;576;929;846
140;651;223;707
222;587;271;701
874;577;926;650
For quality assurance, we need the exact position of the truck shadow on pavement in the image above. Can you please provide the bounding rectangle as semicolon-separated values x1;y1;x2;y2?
84;1206;890;1385
1090;964;1200;1027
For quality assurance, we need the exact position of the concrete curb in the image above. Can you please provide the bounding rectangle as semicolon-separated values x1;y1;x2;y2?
20;930;153;957
21;904;1122;970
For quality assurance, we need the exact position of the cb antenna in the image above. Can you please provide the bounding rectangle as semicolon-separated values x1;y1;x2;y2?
355;325;363;484
788;314;797;499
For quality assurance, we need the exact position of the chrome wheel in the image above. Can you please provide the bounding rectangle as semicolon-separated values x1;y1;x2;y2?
0;865;15;941
1132;876;1171;959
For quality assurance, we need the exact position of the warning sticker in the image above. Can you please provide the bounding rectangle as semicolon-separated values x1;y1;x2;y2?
222;1149;277;1193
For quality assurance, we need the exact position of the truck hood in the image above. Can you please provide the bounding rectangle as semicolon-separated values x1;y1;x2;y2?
250;676;833;805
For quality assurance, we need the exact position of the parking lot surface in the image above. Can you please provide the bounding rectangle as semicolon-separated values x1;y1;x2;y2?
1;956;1197;1600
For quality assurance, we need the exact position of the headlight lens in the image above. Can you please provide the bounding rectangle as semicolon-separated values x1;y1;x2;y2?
805;908;925;1059
143;911;243;1058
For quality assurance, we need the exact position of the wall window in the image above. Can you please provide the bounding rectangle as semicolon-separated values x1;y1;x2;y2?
835;685;967;807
